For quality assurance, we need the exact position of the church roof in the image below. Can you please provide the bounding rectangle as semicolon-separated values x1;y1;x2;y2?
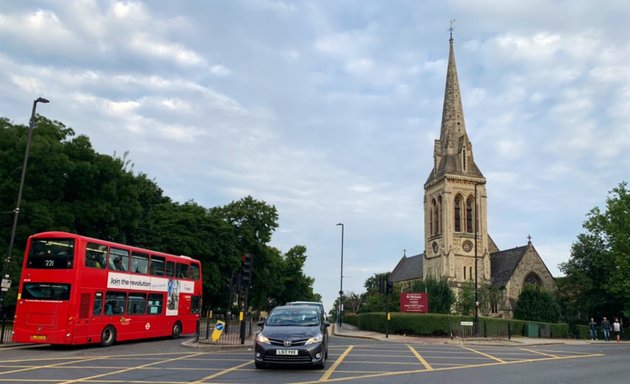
490;245;528;288
390;253;424;283
488;235;500;254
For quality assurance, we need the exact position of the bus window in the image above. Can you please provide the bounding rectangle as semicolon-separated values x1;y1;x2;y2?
105;291;126;315
26;238;74;269
131;252;148;274
109;248;129;272
176;263;189;279
150;256;165;276
93;292;103;316
127;293;147;315
190;263;200;280
147;293;163;315
165;261;175;277
22;283;70;300
85;243;107;269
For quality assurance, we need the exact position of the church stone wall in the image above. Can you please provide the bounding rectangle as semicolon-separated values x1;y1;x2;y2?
505;246;555;302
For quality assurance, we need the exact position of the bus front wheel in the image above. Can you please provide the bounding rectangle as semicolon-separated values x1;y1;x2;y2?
172;321;182;338
100;326;116;347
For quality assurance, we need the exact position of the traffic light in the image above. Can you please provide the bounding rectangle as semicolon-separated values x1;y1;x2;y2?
241;253;253;283
386;280;393;294
379;276;385;294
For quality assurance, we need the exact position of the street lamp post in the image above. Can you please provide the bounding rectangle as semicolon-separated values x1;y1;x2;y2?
336;223;344;328
473;182;484;337
1;97;50;319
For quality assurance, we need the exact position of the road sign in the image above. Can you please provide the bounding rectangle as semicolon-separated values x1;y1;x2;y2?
1;278;11;292
212;321;225;342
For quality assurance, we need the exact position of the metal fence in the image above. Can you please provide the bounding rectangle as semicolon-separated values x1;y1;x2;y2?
197;315;255;345
449;319;511;340
0;318;13;344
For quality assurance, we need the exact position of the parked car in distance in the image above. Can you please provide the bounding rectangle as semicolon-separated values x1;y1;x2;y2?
255;305;330;369
285;301;325;319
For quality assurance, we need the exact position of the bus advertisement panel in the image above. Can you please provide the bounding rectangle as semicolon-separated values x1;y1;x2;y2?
12;231;202;346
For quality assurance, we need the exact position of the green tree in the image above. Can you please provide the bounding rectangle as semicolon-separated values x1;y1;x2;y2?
560;182;630;320
359;272;399;313
278;245;318;303
513;284;561;322
410;277;455;314
454;281;475;316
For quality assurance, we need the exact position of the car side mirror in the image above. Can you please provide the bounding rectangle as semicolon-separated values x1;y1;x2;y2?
323;321;330;328
256;320;265;327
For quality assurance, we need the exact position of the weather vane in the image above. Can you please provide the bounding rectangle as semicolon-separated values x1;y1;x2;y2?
449;19;456;40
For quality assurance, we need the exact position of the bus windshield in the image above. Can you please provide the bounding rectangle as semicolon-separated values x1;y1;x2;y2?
26;238;75;269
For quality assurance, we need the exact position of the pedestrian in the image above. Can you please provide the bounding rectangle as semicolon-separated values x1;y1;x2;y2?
613;318;621;343
589;317;597;341
601;317;611;342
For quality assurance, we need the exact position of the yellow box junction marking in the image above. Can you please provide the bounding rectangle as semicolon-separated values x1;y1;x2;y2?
519;348;559;358
407;344;433;371
191;360;252;383
459;345;505;363
58;352;206;384
319;345;354;381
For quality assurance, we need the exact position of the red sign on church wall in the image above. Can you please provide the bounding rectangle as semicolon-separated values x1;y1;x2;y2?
400;292;429;313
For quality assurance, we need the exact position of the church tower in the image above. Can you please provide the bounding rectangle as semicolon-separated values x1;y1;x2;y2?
423;30;490;288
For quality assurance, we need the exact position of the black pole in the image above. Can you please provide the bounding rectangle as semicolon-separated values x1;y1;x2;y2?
1;97;49;321
240;284;248;344
474;183;479;337
385;289;390;338
336;223;344;328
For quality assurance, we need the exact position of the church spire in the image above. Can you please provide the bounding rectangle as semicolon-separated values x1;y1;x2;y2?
440;20;466;146
426;23;484;185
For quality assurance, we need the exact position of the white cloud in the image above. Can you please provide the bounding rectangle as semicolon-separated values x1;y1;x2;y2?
209;65;231;77
129;34;205;66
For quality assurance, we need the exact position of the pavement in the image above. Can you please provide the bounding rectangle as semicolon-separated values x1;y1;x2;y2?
331;322;603;346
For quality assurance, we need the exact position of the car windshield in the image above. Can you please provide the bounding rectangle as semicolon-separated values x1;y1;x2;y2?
267;308;320;326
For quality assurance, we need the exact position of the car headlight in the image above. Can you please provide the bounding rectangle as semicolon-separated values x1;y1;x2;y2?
305;333;323;345
256;333;270;344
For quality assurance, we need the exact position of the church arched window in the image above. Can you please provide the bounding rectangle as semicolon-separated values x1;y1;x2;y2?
437;196;442;235
466;196;474;233
431;199;437;236
524;272;542;286
454;195;462;232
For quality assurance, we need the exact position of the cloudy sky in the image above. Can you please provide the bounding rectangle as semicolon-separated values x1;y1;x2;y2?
2;1;629;312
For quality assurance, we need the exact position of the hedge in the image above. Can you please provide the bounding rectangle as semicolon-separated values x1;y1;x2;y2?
345;312;569;338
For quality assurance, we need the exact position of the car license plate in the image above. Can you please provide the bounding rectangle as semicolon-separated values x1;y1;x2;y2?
276;349;298;355
31;335;47;341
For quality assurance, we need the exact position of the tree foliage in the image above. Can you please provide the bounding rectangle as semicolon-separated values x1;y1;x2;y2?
0;116;320;314
560;182;630;321
410;276;455;314
513;284;561;323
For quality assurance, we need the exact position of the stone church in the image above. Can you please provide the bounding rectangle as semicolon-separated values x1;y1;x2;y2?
390;32;555;317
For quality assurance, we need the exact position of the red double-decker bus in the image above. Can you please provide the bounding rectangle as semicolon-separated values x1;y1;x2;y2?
13;231;202;346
